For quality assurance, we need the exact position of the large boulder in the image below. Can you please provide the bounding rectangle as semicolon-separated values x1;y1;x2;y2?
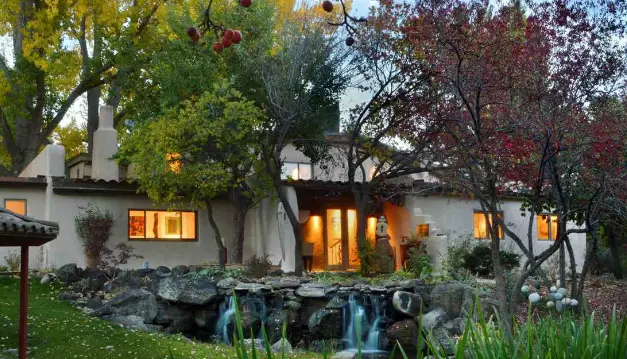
107;289;158;324
56;264;81;283
157;276;218;305
155;302;195;332
171;265;190;276
104;314;163;332
194;308;219;329
429;283;474;319
386;319;423;351
308;309;343;339
81;268;108;292
392;291;424;317
295;283;332;298
420;308;447;331
427;327;455;355
265;309;302;344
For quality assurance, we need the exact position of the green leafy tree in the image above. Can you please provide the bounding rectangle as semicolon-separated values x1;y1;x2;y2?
52;118;88;159
118;82;266;266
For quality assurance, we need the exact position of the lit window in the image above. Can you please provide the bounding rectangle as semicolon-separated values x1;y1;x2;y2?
538;214;558;240
473;211;504;240
166;153;182;173
417;224;430;237
5;199;26;216
128;210;196;241
281;162;312;180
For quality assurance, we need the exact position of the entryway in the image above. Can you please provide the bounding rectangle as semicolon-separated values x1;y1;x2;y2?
325;208;360;270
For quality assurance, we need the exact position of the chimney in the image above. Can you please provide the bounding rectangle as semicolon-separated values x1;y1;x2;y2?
91;105;119;181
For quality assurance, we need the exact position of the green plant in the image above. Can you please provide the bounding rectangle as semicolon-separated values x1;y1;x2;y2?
357;237;378;277
244;254;273;278
75;203;115;261
0;265;8;272
4;250;20;272
405;242;433;278
462;243;520;277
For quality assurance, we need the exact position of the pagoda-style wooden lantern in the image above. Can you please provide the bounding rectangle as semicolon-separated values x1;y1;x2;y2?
0;208;58;359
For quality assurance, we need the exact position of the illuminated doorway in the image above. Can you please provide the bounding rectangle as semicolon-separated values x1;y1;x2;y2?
324;208;365;270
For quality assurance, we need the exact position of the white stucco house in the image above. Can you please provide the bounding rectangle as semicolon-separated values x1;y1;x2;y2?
0;106;587;273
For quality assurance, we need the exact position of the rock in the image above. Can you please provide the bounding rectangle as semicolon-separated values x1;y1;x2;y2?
171;265;190;276
265;277;301;289
56;264;81;283
271;339;293;353
386;319;422;351
85;298;103;309
309;339;344;353
58;292;79;301
240;311;262;337
107;289;158;324
104;272;142;293
234;282;266;293
89;306;113;317
369;286;387;293
155;266;171;277
420;308;447;331
285;301;301;311
393;291;424;317
243;339;265;351
104;315;163;332
308;309;343;339
427;327;455;355
429;283;473;319
265;309;302;343
326;297;347;310
157;276;218;305
156;302;195;332
82;268;108;292
194;308;218;328
40;274;51;285
442;318;465;336
295;283;331;298
218;277;239;290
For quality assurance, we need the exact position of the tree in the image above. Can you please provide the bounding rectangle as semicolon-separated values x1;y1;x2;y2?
0;0;168;173
377;0;627;332
52;118;88;159
117;82;265;267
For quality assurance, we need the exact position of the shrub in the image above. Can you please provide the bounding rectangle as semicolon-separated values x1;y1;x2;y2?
462;243;520;276
0;265;8;272
4;250;20;271
357;238;378;277
244;254;272;278
99;243;143;279
405;242;433;278
75;203;115;262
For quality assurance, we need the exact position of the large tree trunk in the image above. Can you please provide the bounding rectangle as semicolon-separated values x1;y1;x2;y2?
490;224;511;335
205;200;226;268
606;225;624;279
231;207;248;264
565;237;578;295
576;226;599;300
353;185;372;250
87;86;102;154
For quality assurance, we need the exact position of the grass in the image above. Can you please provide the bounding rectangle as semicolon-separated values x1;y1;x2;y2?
0;277;318;359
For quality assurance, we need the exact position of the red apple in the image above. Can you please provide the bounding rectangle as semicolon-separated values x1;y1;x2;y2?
222;36;233;48
232;30;242;44
240;0;252;8
212;42;224;53
187;26;198;37
322;0;333;12
345;37;355;46
224;29;235;39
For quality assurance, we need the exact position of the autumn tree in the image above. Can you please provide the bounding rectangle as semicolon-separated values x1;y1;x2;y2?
52;118;88;159
118;82;265;267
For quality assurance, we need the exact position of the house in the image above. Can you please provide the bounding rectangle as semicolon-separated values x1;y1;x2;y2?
0;106;587;272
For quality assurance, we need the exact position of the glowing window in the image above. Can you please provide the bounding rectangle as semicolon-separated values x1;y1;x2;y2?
281;162;312;180
128;209;196;241
417;224;430;237
4;199;26;216
538;214;558;240
473;211;504;240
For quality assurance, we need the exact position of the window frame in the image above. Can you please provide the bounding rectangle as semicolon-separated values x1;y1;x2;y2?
127;209;198;242
281;162;313;180
4;199;27;216
473;210;504;240
537;213;558;241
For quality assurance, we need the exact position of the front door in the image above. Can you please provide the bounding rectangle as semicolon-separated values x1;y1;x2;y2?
325;208;359;270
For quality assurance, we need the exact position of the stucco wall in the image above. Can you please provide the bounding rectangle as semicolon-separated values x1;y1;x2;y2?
403;195;587;272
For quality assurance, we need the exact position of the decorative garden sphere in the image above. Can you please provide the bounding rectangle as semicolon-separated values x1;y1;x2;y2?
570;299;578;307
534;279;542;289
529;293;541;303
556;300;564;312
547;301;555;309
563;298;571;306
550;286;557;292
554;292;564;300
557;287;567;296
521;285;530;295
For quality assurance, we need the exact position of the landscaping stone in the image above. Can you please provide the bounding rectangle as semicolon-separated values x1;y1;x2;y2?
217;277;239;289
420;308;447;331
194;308;218;328
308;309;342;339
104;314;163;333
295;283;329;298
427;327;455;355
157;276;218;305
386;319;423;351
58;292;79;301
265;277;301;289
429;282;473;319
285;300;301;311
171;265;190;276
107;289;158;324
271;339;293;353
155;266;171;277
265;309;302;343
325;296;347;309
392;291;424;317
156;302;195;332
56;263;81;283
234;282;266;293
40;273;51;285
442;317;465;336
309;339;344;353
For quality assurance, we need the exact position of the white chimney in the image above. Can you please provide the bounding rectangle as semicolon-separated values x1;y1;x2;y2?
91;105;119;181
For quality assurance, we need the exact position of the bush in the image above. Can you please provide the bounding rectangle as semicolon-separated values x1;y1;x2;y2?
357;238;378;277
462;243;520;277
75;203;115;262
405;242;433;278
4;250;20;272
244;254;273;278
0;265;8;272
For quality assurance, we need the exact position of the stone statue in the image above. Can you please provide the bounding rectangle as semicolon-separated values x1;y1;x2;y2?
374;216;395;274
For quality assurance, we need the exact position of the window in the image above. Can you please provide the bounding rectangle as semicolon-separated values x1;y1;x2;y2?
281;162;312;180
5;199;26;216
128;210;196;241
473;211;504;240
417;224;430;237
538;214;558;240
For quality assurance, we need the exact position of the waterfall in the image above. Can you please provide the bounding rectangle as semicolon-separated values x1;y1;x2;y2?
364;295;383;351
344;293;367;350
216;296;236;344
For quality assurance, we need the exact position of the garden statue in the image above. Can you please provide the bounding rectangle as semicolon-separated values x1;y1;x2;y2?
374;216;395;274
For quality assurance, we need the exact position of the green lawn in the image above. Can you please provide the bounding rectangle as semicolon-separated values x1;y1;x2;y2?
0;277;317;359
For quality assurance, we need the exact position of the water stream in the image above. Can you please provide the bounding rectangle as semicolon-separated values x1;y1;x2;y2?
343;293;384;351
216;296;236;344
364;295;383;351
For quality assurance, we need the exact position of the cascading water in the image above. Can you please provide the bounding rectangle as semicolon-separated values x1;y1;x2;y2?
364;295;383;351
344;293;367;350
216;296;236;344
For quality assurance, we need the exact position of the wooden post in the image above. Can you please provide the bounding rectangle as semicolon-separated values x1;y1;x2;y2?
19;245;28;359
